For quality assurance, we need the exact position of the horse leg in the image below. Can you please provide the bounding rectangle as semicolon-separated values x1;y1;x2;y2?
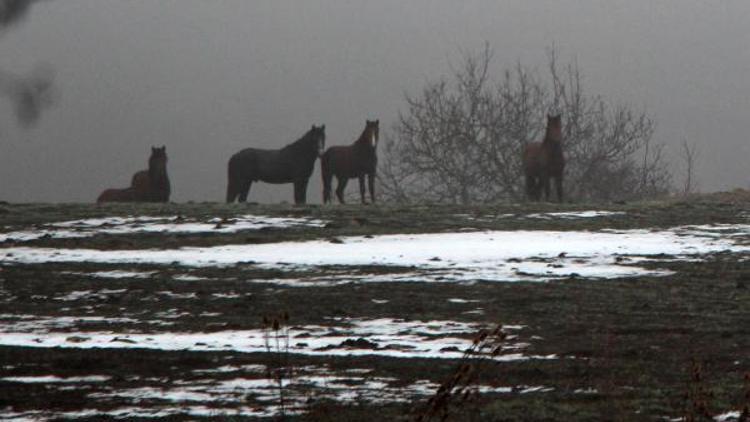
322;170;333;204
294;179;309;205
226;178;239;203
237;180;252;203
335;177;348;204
358;175;367;204
542;176;551;202
525;175;536;201
554;176;564;203
368;173;376;203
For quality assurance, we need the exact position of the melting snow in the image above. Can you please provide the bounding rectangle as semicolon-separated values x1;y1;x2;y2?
2;375;111;383
0;214;327;243
0;314;172;332
0;317;544;360
447;298;480;303
0;365;553;420
524;211;625;219
1;225;748;283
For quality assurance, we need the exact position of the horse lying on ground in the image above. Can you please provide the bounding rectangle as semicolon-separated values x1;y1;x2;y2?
321;119;379;204
226;125;325;204
97;146;171;203
522;114;565;202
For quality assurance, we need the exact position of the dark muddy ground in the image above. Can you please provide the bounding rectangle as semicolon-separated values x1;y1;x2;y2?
1;192;749;421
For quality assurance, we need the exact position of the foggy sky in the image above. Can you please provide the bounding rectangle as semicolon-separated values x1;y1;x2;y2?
1;0;749;203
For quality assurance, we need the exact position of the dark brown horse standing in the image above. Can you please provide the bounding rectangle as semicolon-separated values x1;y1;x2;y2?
226;125;326;204
321;119;379;204
523;115;565;202
97;146;171;203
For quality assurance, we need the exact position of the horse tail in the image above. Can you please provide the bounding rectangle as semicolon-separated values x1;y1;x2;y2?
321;150;333;204
226;155;239;203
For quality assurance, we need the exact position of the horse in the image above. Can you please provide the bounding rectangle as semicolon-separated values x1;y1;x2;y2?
321;119;379;204
97;146;171;203
522;114;565;202
226;125;325;204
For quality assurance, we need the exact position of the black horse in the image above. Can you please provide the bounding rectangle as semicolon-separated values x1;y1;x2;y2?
226;125;326;204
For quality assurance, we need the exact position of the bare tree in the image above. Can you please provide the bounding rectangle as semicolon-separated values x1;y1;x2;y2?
679;138;700;195
380;44;672;204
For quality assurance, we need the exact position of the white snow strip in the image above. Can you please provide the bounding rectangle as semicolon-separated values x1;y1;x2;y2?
211;292;242;299
173;274;210;281
714;411;742;421
0;405;282;421
0;315;173;332
89;270;156;279
0;318;541;360
1;375;111;383
53;288;127;301
191;364;266;375
0;368;553;421
525;211;625;219
2;225;747;283
447;298;480;303
0;215;326;243
461;210;625;222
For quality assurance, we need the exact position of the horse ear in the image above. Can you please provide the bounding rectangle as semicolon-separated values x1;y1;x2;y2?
375;119;379;125
321;124;325;131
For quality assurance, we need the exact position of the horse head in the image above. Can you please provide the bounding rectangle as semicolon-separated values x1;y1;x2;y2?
309;124;326;157
364;119;379;149
149;145;168;172
545;114;562;144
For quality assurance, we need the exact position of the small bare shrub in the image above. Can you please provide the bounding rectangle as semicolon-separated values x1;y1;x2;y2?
262;311;292;419
414;324;507;422
682;358;714;422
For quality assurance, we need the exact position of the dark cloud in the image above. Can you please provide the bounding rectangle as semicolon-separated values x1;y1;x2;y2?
0;66;56;127
0;0;37;29
0;0;55;128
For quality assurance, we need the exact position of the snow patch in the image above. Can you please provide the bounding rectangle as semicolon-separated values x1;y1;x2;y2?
0;214;327;243
1;225;747;284
0;318;542;360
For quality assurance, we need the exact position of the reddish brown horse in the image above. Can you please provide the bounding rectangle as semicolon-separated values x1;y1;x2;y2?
97;146;171;203
321;120;379;204
523;115;565;202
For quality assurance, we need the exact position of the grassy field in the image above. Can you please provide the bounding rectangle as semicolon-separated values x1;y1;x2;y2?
1;192;749;421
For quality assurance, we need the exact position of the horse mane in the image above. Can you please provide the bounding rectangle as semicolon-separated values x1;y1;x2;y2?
281;127;317;153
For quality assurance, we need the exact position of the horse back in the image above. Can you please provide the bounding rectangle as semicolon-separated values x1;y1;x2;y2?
97;188;137;203
323;145;375;178
229;147;310;184
131;170;149;191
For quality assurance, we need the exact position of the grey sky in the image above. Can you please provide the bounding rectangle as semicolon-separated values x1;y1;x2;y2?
1;1;748;202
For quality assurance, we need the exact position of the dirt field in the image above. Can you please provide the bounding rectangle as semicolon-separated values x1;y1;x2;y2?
1;192;749;421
